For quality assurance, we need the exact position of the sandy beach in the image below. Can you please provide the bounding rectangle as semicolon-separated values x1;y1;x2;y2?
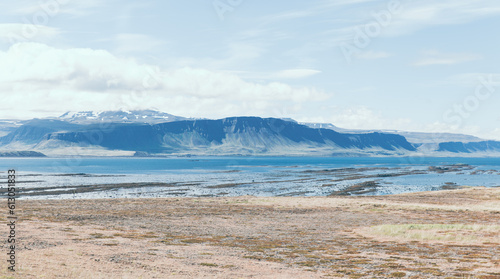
2;187;499;278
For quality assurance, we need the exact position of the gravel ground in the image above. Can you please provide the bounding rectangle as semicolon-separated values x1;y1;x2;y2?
1;187;499;278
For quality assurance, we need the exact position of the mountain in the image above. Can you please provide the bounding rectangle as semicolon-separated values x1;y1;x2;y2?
57;110;188;124
45;117;417;155
301;123;500;157
0;110;499;157
301;122;500;156
0;151;46;157
438;141;500;153
0;114;416;156
0;120;24;137
0;119;81;145
301;123;484;144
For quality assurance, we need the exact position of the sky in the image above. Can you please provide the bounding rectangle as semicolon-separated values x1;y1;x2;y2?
0;0;499;139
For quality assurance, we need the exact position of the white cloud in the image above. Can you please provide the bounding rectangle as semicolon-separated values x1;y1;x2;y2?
170;41;268;71
448;73;500;86
422;122;500;140
298;107;500;140
322;0;376;7
0;24;60;44
108;33;167;54
260;10;316;24
1;0;106;17
332;107;412;130
259;0;375;24
385;0;500;36
413;50;481;66
300;106;412;131
272;69;322;79
424;122;476;134
485;128;500;141
327;0;500;40
0;43;329;119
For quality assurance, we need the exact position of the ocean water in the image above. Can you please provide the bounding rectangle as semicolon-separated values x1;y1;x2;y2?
1;157;499;199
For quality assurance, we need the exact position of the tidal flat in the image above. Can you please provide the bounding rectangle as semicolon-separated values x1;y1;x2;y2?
9;162;500;199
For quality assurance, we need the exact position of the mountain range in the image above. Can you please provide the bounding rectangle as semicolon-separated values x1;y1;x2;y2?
0;110;499;157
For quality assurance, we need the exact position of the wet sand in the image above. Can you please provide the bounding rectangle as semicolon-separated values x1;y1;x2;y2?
2;187;499;278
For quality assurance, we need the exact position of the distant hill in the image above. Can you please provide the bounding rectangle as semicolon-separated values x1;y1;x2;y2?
301;123;484;144
0;120;24;138
438;141;500;153
45;117;418;155
0;110;498;157
0;151;46;157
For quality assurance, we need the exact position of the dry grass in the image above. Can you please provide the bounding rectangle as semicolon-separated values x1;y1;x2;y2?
364;224;500;244
2;186;499;278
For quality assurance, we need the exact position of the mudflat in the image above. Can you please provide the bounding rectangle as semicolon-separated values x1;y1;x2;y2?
2;187;499;278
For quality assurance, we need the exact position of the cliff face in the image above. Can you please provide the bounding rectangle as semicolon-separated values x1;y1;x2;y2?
438;141;500;153
1;114;499;157
0;117;416;156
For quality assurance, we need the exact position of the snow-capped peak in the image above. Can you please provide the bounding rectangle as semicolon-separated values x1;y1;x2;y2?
58;110;187;124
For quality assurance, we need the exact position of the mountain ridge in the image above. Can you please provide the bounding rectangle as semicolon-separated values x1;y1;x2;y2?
0;110;499;157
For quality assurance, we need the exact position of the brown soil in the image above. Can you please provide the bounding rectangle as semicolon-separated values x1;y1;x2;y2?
2;187;499;278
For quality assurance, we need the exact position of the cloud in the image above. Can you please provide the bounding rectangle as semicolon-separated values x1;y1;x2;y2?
260;10;316;23
422;122;500;140
214;68;322;81
0;43;329;119
170;41;270;72
447;73;500;86
299;106;412;131
298;106;500;141
259;0;374;24
322;0;376;7
385;0;500;36
413;50;481;66
485;128;500;141
327;0;500;41
330;107;412;130
0;43;147;91
104;33;167;54
0;0;106;17
0;24;61;44
272;69;322;79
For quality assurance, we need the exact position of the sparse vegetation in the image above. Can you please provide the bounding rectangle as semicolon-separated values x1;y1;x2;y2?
366;224;500;244
8;186;500;278
199;263;218;267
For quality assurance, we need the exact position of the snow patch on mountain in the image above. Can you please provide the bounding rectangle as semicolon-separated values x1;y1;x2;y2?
58;110;188;124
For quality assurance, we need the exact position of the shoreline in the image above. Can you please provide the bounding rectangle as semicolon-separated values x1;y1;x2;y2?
10;161;500;199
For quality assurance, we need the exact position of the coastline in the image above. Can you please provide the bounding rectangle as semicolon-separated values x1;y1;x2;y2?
4;157;500;200
2;187;499;278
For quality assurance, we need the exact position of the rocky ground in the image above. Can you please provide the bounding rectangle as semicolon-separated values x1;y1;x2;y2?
1;187;499;278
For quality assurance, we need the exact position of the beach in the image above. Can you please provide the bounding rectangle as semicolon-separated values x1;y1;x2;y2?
2;186;499;278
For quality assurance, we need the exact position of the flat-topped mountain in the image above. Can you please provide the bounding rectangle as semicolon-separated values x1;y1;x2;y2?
0;110;498;157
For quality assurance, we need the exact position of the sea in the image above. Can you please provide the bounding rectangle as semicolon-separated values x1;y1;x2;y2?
1;157;499;199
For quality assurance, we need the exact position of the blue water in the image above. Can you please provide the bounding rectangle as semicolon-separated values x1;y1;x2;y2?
1;157;500;174
1;157;499;199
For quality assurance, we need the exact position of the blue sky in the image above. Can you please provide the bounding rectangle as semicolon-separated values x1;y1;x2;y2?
0;0;499;139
